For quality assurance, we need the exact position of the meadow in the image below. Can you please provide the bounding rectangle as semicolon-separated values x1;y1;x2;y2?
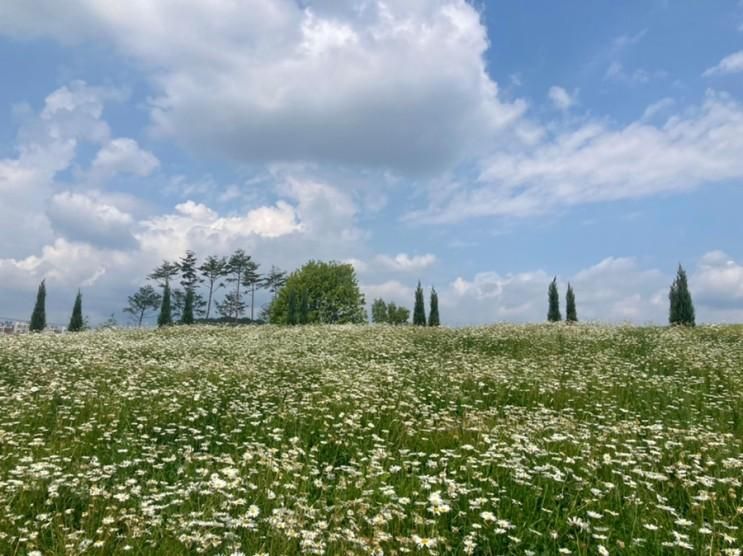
0;324;741;555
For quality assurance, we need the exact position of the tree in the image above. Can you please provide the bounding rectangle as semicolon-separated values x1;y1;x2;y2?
428;287;440;327
669;264;695;326
298;289;310;324
148;260;179;287
565;283;577;323
181;289;195;325
225;249;252;321
262;266;288;301
269;261;366;324
68;290;84;332
157;283;173;327
177;250;201;290
547;277;562;322
123;285;161;327
386;302;410;325
216;291;246;320
413;281;426;326
30;280;46;332
242;260;262;321
371;298;388;323
286;289;299;325
199;255;228;319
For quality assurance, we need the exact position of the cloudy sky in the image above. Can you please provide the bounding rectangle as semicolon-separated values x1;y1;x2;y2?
1;1;743;326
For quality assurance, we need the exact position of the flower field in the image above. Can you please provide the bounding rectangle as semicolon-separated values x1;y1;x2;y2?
0;325;742;555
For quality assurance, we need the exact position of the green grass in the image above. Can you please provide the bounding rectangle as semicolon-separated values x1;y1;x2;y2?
0;324;741;555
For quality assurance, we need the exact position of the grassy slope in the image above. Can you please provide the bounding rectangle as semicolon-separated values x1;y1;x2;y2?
0;325;741;555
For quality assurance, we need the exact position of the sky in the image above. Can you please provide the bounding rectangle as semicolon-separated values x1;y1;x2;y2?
1;0;743;326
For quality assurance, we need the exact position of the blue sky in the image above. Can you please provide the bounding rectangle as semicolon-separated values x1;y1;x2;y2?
1;0;743;326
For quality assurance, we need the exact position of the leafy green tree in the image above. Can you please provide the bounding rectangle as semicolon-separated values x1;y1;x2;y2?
371;298;388;323
177;250;201;290
269;261;366;324
547;277;562;322
199;255;228;319
157;283;173;327
669;264;695;326
427;287;440;327
286;289;299;325
566;283;577;323
242;260;262;321
386;302;410;325
181;289;195;325
413;281;426;326
299;289;310;324
30;279;46;332
123;285;162;326
68;290;84;332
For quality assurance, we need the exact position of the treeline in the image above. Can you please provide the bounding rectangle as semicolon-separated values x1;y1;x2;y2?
24;257;697;331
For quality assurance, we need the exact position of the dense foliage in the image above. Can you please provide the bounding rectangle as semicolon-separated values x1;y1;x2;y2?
269;260;366;324
0;325;741;554
547;277;561;322
67;290;84;332
413;281;426;326
669;264;696;326
29;279;46;332
566;283;577;323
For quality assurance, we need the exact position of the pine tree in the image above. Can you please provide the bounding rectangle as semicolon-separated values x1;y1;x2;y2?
226;249;252;321
181;289;194;325
547;277;562;322
30;280;47;332
68;290;84;332
669;264;695;326
428;287;440;327
199;255;228;319
242;260;261;321
565;283;577;323
157;283;172;327
123;285;161;326
413;281;426;326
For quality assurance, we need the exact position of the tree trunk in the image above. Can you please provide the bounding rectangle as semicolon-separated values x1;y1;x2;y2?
206;280;214;319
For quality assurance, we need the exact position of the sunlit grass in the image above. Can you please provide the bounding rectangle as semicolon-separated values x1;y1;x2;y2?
0;324;741;554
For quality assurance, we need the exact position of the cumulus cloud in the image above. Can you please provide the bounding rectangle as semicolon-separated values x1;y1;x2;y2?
88;138;159;183
414;91;743;222
376;253;437;273
0;0;525;174
548;86;575;111
694;250;743;309
703;50;743;76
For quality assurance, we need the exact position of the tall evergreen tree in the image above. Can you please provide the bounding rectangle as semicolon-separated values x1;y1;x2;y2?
287;289;299;325
547;277;562;322
199;255;228;319
68;290;84;332
413;281;426;326
428;287;440;327
216;291;246;320
181;289;194;325
123;285;161;326
177;250;201;290
565;283;577;323
225;249;252;321
669;264;695;326
148;260;179;287
299;289;309;324
262;266;288;301
30;279;46;332
157;283;173;327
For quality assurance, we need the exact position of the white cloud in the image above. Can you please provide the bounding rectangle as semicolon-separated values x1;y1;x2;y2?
46;192;137;249
703;50;743;76
548;86;574;111
694;250;743;309
414;91;743;222
0;0;525;174
362;280;414;306
89;138;159;183
376;253;437;273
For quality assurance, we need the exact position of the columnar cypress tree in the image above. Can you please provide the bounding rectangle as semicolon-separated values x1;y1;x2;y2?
565;283;577;323
413;281;426;326
547;277;562;322
669;264;695;326
30;280;47;332
157;283;173;327
68;290;84;332
428;287;440;327
180;288;194;325
287;289;298;325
